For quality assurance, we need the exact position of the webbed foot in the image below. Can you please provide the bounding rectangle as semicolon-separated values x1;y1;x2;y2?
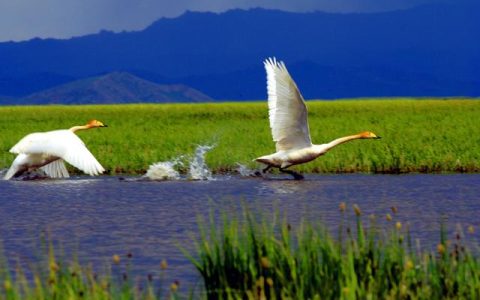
279;168;304;180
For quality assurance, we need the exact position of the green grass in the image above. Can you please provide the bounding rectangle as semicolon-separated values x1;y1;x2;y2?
0;240;180;300
1;204;479;299
1;99;480;175
186;204;480;299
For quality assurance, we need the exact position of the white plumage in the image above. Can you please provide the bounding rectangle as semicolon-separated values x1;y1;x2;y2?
265;57;312;151
4;120;107;180
256;58;381;179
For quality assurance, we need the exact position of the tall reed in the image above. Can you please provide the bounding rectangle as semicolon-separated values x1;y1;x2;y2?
0;239;179;300
1;204;479;299
186;204;480;299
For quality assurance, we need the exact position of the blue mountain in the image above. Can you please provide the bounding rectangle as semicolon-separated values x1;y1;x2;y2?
0;0;479;102
15;72;212;105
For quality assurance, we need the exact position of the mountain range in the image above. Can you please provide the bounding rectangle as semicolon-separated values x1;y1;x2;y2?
13;72;212;104
0;0;479;104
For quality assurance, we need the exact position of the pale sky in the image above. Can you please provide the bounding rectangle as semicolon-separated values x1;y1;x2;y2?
0;0;437;42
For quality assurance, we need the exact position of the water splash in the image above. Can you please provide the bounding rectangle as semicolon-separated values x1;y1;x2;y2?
0;168;50;181
144;161;181;181
189;145;214;180
236;163;258;177
144;145;214;181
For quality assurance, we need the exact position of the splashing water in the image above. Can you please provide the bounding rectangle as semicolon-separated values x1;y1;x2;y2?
1;168;50;181
189;145;214;180
236;163;258;177
144;145;215;181
144;161;181;181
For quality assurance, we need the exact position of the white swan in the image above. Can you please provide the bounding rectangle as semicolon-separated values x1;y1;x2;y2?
255;58;381;179
4;120;107;180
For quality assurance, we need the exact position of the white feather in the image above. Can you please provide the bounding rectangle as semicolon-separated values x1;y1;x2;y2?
256;58;380;179
264;57;312;151
5;128;104;179
3;155;25;180
40;160;70;178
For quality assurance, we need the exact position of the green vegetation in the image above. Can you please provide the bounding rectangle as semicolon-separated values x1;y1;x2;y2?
187;204;480;299
0;241;180;300
1;99;480;174
1;205;478;299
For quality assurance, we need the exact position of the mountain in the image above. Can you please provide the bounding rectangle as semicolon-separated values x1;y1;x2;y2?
0;1;479;100
169;61;480;100
0;95;16;102
0;72;76;97
11;72;212;104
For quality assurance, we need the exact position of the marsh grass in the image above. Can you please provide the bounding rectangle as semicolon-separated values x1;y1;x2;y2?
186;204;480;299
1;99;480;175
0;205;479;299
0;240;179;300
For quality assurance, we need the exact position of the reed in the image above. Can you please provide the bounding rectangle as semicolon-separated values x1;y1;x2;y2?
0;204;479;299
1;99;479;175
0;240;179;300
186;204;480;299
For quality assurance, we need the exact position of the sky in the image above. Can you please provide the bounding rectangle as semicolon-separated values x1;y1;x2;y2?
0;0;438;42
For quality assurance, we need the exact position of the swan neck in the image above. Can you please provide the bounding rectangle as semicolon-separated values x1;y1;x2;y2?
69;125;90;133
325;134;363;151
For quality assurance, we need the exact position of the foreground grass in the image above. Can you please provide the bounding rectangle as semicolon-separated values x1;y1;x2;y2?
1;205;479;299
1;99;480;174
187;204;480;299
0;241;180;300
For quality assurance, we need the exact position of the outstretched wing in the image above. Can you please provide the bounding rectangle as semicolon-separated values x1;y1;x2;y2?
264;57;312;151
40;159;70;178
10;130;105;176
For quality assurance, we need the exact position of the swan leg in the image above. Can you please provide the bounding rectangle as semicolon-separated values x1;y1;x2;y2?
253;164;272;177
262;165;272;174
279;168;304;180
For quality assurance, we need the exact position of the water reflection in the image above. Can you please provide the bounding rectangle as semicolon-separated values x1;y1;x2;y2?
0;174;479;289
257;178;307;194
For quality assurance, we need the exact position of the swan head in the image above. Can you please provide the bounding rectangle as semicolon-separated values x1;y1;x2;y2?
86;119;108;128
359;131;381;139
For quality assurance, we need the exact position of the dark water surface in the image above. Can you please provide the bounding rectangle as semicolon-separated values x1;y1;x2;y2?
0;174;479;289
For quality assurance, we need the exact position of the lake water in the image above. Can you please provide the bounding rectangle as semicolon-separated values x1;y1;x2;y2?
0;174;479;290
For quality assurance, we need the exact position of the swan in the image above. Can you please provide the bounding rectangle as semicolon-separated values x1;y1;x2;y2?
4;119;107;180
255;58;381;180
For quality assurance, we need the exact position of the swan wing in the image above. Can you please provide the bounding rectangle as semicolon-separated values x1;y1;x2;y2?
10;130;104;176
10;132;57;154
264;57;311;151
40;159;70;178
3;154;28;180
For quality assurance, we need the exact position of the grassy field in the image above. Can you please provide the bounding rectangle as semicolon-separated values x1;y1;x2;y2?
1;99;479;175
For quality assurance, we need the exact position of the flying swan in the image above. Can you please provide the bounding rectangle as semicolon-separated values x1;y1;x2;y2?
255;58;381;180
4;120;107;180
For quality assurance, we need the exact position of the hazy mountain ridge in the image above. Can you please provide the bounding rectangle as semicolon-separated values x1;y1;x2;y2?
0;1;479;102
9;72;212;104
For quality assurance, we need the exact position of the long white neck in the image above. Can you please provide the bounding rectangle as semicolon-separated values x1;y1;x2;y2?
313;133;364;155
69;125;90;133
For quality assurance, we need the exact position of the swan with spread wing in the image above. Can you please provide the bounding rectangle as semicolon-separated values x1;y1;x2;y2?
4;120;107;180
255;58;381;179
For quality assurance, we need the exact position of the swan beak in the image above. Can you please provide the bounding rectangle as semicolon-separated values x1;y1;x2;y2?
375;136;381;139
102;124;108;127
